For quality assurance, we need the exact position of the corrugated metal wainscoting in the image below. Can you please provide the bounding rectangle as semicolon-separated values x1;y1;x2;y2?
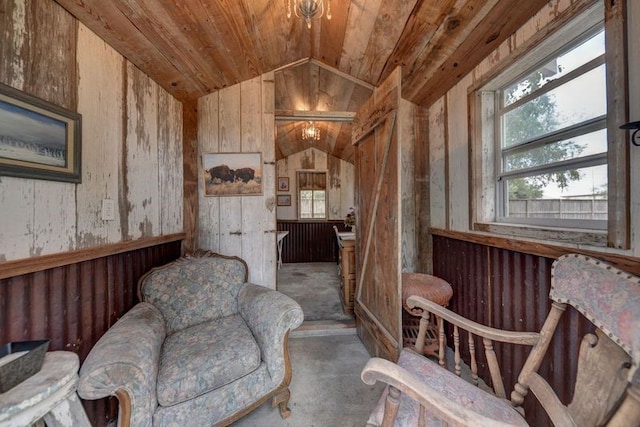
432;235;593;427
0;239;183;426
278;221;350;263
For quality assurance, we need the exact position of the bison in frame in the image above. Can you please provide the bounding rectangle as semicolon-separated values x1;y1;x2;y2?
234;167;255;183
208;164;235;184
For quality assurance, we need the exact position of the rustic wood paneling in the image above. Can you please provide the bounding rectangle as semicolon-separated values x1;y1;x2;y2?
125;63;160;239
0;0;78;260
432;234;594;426
76;23;124;248
158;88;184;235
354;69;403;361
605;0;630;249
197;91;221;251
53;0;548;111
413;104;431;273
399;98;417;272
446;74;471;231
197;75;278;288
1;0;185;263
0;240;182;427
182;100;199;253
428;97;448;230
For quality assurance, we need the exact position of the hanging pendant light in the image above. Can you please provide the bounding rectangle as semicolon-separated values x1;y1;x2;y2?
287;0;332;29
302;121;320;142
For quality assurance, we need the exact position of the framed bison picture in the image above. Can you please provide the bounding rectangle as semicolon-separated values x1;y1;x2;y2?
202;152;262;196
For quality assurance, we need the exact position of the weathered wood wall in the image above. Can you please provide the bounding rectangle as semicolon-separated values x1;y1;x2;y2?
197;75;277;288
0;4;185;424
0;0;184;262
276;147;355;221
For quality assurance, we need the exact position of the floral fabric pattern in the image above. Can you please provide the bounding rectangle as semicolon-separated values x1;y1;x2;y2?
551;254;640;369
367;349;527;426
140;256;247;334
238;283;304;379
156;314;261;406
78;253;304;426
153;364;273;427
78;303;166;427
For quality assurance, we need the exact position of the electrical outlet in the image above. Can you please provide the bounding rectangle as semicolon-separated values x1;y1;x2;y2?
101;199;115;221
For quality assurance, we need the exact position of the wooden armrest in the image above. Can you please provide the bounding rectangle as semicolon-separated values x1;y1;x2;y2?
528;373;576;427
407;295;540;345
362;357;527;427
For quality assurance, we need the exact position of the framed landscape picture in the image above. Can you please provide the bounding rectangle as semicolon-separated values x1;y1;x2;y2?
0;83;82;183
202;152;262;196
277;194;291;206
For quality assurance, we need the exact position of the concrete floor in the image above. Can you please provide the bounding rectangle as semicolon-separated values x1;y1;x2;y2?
276;262;353;322
231;334;385;427
231;264;382;426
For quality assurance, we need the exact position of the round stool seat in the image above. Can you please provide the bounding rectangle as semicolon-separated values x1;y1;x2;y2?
402;272;453;315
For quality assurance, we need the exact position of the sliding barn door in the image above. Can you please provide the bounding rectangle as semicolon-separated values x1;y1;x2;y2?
353;70;403;361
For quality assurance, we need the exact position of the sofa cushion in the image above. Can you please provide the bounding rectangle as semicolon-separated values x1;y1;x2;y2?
140;255;248;334
156;314;261;406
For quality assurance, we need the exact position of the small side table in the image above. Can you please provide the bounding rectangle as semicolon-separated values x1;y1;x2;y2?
0;351;90;427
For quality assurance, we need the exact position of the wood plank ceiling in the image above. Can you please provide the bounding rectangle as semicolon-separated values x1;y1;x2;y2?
54;0;548;162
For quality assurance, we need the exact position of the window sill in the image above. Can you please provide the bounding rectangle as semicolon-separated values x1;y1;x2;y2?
473;222;607;247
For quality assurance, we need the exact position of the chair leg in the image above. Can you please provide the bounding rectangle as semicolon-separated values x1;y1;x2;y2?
272;387;292;419
381;386;401;427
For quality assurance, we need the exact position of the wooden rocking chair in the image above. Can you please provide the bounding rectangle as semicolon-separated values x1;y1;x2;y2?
362;254;640;426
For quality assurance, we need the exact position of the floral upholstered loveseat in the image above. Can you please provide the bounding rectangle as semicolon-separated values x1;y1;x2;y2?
77;251;304;427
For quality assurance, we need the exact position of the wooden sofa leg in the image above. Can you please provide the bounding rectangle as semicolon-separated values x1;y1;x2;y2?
272;388;292;419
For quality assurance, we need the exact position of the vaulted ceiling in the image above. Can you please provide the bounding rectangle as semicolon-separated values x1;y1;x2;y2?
54;0;548;162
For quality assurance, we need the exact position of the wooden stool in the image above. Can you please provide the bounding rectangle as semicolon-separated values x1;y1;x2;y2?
401;273;453;357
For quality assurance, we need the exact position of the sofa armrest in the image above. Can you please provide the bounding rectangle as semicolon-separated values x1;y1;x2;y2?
238;283;304;381
78;302;166;427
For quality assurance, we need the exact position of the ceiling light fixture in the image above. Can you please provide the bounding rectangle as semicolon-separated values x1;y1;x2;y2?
287;0;331;29
302;121;320;142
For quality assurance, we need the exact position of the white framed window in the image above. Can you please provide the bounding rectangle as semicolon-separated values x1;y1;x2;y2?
472;0;630;247
495;27;607;230
298;170;326;219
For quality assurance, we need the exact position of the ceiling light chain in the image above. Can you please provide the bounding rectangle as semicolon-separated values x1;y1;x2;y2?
287;0;331;29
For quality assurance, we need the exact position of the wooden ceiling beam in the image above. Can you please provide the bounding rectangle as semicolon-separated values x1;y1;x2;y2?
310;59;375;90
275;110;356;122
403;0;549;107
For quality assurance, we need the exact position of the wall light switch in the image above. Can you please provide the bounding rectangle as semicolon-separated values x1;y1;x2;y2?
101;199;115;221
